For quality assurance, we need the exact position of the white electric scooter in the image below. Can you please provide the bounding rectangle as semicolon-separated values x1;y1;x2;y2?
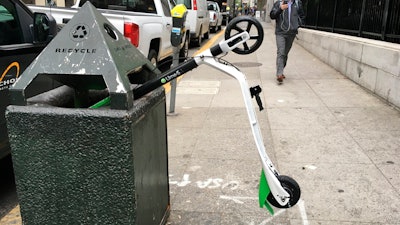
133;16;301;215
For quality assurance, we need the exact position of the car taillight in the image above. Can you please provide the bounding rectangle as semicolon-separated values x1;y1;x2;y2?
193;0;197;10
124;22;139;47
213;14;217;20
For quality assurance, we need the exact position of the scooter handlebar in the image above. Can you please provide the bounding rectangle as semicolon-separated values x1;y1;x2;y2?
134;32;251;99
210;32;250;57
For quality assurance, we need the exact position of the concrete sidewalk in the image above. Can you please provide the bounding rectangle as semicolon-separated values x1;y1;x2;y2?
165;22;400;224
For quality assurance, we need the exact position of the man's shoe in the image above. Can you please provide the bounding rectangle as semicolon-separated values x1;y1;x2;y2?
277;75;284;84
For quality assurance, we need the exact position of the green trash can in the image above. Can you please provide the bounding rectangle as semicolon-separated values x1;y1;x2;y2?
6;2;170;224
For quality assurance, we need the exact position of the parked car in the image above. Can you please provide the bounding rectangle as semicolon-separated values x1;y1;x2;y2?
0;0;58;160
28;0;190;70
207;1;222;32
175;0;209;47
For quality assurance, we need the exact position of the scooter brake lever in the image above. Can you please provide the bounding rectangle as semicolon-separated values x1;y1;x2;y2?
250;85;264;111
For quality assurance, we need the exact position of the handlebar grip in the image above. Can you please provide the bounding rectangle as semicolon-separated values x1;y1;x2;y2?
210;45;223;57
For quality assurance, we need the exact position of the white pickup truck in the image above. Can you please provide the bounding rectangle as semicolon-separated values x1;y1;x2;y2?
28;0;190;69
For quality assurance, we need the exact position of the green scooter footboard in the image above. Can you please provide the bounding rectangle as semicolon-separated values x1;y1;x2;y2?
259;170;274;215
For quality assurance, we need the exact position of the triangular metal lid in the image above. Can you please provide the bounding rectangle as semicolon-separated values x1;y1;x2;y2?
10;2;157;109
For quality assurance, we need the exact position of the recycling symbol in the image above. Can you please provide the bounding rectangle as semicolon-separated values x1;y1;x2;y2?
70;24;89;41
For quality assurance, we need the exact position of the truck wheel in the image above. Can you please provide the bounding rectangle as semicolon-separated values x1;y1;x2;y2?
203;30;209;39
194;28;202;47
147;49;158;67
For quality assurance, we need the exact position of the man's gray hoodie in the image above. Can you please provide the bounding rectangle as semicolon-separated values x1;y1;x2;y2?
270;0;305;35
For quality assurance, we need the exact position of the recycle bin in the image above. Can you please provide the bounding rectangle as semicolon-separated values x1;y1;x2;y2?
6;2;169;225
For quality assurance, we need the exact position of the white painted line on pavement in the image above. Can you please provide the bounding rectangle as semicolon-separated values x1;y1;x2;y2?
219;195;258;204
298;199;309;225
258;199;309;225
219;196;309;225
259;209;285;225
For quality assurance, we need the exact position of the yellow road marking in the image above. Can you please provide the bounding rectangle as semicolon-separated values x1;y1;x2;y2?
0;205;21;225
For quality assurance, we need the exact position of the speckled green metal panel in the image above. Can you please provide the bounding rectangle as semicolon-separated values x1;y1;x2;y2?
6;88;169;225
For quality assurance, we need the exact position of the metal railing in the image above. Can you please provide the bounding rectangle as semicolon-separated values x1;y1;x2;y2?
303;0;400;44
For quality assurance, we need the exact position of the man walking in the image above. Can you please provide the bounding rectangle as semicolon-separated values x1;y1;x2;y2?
270;0;305;84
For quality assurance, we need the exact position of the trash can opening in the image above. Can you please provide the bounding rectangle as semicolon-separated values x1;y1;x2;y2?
26;74;109;108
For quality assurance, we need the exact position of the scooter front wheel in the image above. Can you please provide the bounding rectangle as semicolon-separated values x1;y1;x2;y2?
266;175;301;208
224;16;264;55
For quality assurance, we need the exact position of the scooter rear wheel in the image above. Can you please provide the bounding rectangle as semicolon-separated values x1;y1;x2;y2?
266;175;301;208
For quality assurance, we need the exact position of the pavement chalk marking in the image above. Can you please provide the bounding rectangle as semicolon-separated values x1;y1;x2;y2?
169;173;239;190
219;195;258;204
